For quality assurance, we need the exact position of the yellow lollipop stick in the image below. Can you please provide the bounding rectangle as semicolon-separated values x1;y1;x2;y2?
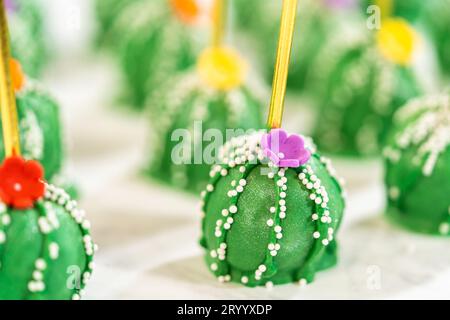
267;0;298;129
0;0;20;157
212;0;226;47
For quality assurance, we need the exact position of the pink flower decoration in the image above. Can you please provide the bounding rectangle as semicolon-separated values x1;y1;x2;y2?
261;129;311;168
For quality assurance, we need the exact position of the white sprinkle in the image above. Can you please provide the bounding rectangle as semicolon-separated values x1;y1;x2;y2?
267;219;274;227
210;263;218;271
270;207;276;213
229;205;238;214
49;243;59;260
258;265;267;272
313;232;320;239
241;276;249;284
35;259;47;271
274;226;282;233
439;223;450;235
389;187;400;200
2;214;10;225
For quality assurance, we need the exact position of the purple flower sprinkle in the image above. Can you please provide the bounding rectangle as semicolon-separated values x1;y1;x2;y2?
261;129;311;168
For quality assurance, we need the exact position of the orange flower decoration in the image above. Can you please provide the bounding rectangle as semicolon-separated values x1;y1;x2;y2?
0;156;45;209
170;0;199;24
10;58;25;91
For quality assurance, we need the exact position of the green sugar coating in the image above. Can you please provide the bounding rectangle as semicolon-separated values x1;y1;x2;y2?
10;0;47;77
0;82;63;181
0;184;95;300
145;73;263;194
422;0;450;78
311;25;421;157
360;0;426;22
384;94;450;235
112;0;204;110
200;133;345;287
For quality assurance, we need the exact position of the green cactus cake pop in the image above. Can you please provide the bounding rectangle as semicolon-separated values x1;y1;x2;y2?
0;3;95;299
7;0;47;77
311;18;422;156
384;93;450;235
200;131;345;286
0;59;63;183
113;0;209;110
200;0;345;287
0;165;96;300
146;46;263;194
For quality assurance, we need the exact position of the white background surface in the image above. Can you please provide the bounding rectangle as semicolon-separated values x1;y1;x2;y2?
36;0;450;299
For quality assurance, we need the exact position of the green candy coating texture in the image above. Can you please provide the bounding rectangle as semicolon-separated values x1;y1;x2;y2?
113;0;204;110
0;83;64;181
0;184;95;300
384;94;450;235
94;0;139;49
145;73;263;194
422;0;450;77
200;133;345;287
311;27;421;156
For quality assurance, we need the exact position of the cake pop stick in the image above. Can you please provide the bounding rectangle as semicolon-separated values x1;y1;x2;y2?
212;0;227;47
267;0;298;129
0;0;20;157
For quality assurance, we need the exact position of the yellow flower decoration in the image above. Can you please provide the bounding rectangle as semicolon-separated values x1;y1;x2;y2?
376;18;419;66
197;47;248;91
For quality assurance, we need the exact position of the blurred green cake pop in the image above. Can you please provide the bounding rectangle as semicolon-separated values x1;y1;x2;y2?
0;59;62;181
384;93;450;235
200;0;345;287
112;0;209;110
311;18;422;156
0;2;95;299
146;47;263;194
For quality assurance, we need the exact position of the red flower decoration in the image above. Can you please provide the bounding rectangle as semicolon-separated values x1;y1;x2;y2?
0;156;45;209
